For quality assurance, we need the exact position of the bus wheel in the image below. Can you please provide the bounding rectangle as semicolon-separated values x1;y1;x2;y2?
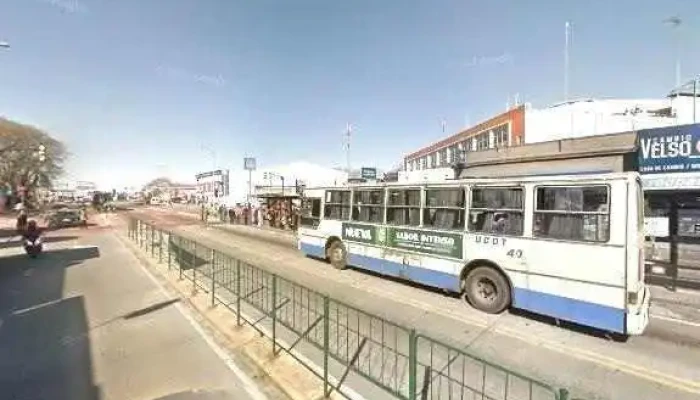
326;241;347;270
463;266;510;314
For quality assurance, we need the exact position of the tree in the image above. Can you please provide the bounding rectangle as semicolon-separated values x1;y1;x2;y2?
0;117;68;201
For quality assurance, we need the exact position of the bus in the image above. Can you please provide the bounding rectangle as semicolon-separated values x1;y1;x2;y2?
297;172;650;335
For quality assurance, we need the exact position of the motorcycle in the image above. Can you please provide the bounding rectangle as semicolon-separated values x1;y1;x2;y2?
23;220;43;258
24;236;42;258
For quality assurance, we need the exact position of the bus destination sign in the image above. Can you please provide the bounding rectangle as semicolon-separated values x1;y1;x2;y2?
342;223;463;258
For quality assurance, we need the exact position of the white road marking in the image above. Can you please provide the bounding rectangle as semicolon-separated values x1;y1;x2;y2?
651;314;700;328
13;298;64;316
132;247;269;400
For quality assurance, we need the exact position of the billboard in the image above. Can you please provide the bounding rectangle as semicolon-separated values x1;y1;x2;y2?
244;157;257;171
361;167;377;180
196;169;229;198
341;222;463;258
638;124;700;174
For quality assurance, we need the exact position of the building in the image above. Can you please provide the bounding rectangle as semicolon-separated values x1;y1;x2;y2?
638;123;700;272
195;169;230;203
402;105;526;181
401;80;699;183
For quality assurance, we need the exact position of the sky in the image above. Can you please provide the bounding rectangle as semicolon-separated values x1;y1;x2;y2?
1;0;699;190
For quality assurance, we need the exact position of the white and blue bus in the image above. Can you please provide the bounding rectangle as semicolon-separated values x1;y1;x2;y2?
297;172;650;335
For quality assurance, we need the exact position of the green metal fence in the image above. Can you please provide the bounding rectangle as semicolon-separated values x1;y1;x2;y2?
127;217;575;400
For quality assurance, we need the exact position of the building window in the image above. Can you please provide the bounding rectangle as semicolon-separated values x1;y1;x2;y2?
423;188;465;230
533;186;610;242
324;190;351;220
449;145;458;163
493;124;509;147
439;148;448;167
469;187;524;235
475;133;489;151
387;189;420;226
429;153;437;169
352;190;384;223
420;157;427;170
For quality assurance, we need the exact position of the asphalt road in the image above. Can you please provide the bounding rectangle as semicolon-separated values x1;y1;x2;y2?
0;225;269;400
130;206;700;400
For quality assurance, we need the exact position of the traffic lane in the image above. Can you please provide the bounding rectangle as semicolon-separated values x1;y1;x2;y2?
164;223;700;400
0;231;263;400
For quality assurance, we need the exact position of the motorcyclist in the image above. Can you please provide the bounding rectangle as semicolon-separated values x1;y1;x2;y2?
23;220;41;241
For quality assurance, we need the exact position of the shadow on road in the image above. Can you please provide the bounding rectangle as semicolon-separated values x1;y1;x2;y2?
0;246;103;400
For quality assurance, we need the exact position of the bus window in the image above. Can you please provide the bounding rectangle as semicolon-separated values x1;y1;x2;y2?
352;190;384;223
534;185;610;242
423;188;465;230
469;187;524;235
387;189;420;226
300;197;322;228
324;190;351;220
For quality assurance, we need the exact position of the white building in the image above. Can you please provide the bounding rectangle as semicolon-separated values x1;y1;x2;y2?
223;161;349;205
399;82;700;183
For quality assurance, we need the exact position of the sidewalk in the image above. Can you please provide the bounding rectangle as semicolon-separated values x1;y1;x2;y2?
0;230;271;400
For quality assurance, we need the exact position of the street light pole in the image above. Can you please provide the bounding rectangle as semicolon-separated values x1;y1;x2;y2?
664;16;682;89
694;76;698;123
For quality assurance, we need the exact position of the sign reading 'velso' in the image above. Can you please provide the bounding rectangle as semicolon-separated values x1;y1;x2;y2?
638;124;700;174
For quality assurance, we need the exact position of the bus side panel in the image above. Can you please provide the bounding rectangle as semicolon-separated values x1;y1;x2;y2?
513;275;627;333
298;232;326;258
297;219;344;258
521;241;627;333
346;244;462;292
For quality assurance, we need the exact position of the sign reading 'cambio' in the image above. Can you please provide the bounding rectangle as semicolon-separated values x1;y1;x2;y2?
637;124;700;174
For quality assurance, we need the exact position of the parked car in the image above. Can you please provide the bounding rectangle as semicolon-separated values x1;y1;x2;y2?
46;208;84;229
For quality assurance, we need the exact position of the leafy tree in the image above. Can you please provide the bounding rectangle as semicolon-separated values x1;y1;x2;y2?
0;117;68;201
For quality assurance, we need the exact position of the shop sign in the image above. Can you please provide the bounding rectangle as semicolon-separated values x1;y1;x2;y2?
638;124;700;174
341;222;463;258
361;167;377;180
642;173;700;190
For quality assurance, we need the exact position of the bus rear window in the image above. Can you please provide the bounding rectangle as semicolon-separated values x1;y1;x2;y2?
301;197;321;227
533;185;610;242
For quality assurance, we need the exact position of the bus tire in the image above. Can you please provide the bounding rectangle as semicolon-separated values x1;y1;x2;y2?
326;240;347;270
463;266;511;314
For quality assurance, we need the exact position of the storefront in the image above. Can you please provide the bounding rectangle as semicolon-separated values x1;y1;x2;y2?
639;124;700;271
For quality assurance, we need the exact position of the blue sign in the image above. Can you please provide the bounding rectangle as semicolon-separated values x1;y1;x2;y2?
638;124;700;174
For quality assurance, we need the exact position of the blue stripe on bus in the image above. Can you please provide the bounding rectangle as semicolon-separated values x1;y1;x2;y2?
300;242;460;291
513;288;625;333
300;242;326;258
347;253;462;292
300;242;626;333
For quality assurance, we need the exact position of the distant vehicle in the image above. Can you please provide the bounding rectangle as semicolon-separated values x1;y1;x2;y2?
297;172;649;336
46;208;84;229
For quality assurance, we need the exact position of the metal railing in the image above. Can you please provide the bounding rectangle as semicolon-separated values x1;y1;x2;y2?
127;217;578;400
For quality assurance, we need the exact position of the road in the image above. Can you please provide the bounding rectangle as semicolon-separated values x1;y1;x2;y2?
131;206;700;400
0;221;270;400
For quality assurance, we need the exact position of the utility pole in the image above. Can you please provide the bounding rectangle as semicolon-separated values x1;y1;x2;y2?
565;21;571;102
664;16;682;90
344;123;352;175
694;76;698;123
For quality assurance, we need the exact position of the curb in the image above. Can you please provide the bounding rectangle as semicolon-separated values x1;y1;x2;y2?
115;230;345;400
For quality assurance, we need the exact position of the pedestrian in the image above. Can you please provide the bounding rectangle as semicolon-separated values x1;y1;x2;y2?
80;206;88;228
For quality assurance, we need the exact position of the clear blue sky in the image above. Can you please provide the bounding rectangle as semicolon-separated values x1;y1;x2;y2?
1;0;698;189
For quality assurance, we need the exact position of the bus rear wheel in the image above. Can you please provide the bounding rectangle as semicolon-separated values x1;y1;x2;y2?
462;266;510;314
326;241;347;270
